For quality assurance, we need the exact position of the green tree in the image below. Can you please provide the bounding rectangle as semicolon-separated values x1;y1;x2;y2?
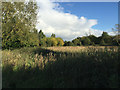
64;41;74;46
72;39;81;46
112;24;120;35
81;37;91;46
100;39;106;46
64;41;68;46
56;37;64;46
2;1;39;49
50;37;58;46
101;32;113;45
112;24;120;46
51;33;56;38
102;32;109;37
38;30;46;46
88;35;97;44
112;35;120;46
40;37;47;47
38;30;46;39
46;37;54;47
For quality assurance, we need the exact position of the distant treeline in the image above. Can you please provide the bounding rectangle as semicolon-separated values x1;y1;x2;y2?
1;2;120;49
64;32;120;46
39;30;120;47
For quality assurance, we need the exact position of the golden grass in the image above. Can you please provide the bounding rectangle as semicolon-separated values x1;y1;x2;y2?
2;46;119;88
44;46;118;52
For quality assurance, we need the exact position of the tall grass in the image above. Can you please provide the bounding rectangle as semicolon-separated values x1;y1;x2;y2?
2;46;119;88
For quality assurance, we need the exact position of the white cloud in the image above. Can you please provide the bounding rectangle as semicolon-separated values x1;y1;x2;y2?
108;31;117;36
36;0;104;41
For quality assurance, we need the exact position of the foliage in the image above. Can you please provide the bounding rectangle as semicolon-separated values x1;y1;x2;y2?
50;37;58;46
112;24;120;35
72;38;82;46
65;32;119;46
56;37;64;46
2;46;119;88
1;2;119;49
81;37;91;45
112;35;120;46
51;33;56;38
102;32;109;37
64;41;74;46
2;2;39;49
38;30;46;39
39;37;64;47
88;35;98;44
100;39;106;46
112;24;120;46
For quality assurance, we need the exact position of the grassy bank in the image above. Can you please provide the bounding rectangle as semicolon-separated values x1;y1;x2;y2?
2;46;119;88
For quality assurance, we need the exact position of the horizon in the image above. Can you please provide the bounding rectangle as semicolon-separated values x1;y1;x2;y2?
36;1;118;41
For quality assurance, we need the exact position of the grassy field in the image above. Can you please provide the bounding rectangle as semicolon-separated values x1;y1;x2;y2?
2;46;119;88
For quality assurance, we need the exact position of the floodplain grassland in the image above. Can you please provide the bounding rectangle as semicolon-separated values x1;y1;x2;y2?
2;46;119;88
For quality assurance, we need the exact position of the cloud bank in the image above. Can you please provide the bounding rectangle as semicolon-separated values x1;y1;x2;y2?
36;0;104;41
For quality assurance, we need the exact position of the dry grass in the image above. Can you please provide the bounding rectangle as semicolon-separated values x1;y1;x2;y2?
45;46;118;52
2;46;119;88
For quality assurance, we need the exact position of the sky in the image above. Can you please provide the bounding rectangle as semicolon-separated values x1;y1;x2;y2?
57;2;118;31
36;0;118;41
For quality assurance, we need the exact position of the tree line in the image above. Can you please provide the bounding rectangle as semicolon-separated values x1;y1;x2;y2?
64;32;120;46
38;30;64;47
2;2;120;49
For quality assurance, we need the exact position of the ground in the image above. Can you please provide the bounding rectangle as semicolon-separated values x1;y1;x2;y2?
2;46;119;88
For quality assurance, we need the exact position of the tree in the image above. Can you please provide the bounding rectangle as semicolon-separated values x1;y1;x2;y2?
50;37;58;46
56;37;64;46
68;41;74;46
88;35;97;44
72;39;81;46
64;41;68;46
38;30;46;39
46;38;52;47
100;39;106;46
81;37;91;46
51;33;56;38
112;24;120;35
38;30;46;46
64;41;74;46
2;1;39;49
39;37;47;47
112;35;120;46
101;32;113;45
112;24;120;46
102;32;109;37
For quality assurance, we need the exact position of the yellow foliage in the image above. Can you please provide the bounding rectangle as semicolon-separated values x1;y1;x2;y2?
56;37;64;46
51;37;58;46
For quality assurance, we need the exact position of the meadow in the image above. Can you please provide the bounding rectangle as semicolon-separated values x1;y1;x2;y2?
2;46;119;88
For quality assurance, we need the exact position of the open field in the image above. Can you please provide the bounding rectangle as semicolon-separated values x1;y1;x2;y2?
2;46;119;88
45;46;118;52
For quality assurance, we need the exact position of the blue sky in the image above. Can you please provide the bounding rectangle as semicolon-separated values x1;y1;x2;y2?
37;1;118;41
57;2;118;32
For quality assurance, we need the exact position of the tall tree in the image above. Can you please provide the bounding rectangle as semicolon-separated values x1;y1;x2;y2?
51;33;56;38
38;30;46;46
100;39;106;46
81;37;91;46
112;24;120;46
72;39;81;46
2;1;39;49
102;32;109;37
88;35;97;44
50;37;58;46
101;32;113;45
56;37;64;46
38;30;46;39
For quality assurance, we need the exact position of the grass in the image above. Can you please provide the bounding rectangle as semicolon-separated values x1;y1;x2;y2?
2;46;119;88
